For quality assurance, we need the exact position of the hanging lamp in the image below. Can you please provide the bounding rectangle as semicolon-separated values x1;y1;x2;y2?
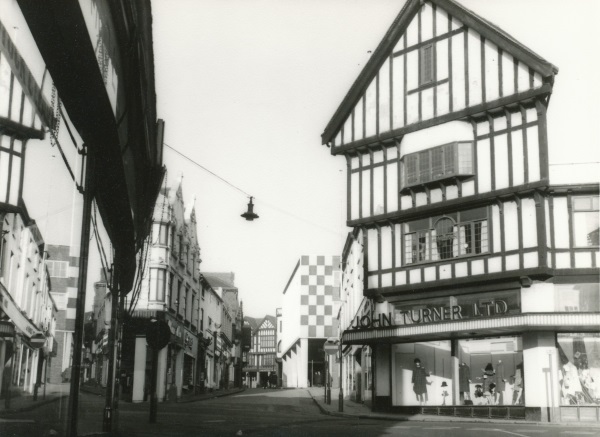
241;196;259;221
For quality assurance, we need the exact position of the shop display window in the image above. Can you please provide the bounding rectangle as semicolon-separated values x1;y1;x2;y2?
391;336;524;407
392;341;452;406
457;336;523;407
557;333;600;406
555;284;600;312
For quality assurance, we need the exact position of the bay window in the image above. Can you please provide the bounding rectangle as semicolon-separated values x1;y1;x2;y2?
149;268;166;301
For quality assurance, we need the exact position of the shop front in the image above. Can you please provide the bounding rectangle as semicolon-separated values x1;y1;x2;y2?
342;287;600;422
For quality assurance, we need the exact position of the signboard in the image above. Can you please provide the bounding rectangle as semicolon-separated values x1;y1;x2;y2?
350;290;521;330
0;281;43;339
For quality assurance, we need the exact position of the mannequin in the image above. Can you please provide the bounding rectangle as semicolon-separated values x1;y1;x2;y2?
412;358;431;405
459;362;471;404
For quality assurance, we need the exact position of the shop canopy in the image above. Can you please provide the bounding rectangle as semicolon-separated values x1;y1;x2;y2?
0;281;44;344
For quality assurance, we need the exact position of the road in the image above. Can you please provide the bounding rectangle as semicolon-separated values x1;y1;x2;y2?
1;388;599;437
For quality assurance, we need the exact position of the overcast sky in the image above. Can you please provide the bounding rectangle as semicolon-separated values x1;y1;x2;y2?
22;0;599;318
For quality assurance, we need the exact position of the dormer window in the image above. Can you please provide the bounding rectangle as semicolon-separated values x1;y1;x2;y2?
401;141;474;191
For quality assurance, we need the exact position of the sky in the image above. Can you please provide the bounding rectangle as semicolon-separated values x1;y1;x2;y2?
20;0;600;318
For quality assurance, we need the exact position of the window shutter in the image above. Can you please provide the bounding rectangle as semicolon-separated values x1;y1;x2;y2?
420;45;434;85
444;143;455;176
405;155;418;186
419;150;431;182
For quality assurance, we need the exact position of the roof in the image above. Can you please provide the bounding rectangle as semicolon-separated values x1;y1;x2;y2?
244;315;276;335
321;0;558;145
203;272;236;289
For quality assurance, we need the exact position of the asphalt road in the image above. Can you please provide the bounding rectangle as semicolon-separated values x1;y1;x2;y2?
1;388;599;437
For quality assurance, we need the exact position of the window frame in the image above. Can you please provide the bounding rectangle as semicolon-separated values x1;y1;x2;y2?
149;268;166;302
572;195;599;248
404;207;489;265
419;43;434;86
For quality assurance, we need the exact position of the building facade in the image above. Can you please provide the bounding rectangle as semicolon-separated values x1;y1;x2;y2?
277;255;342;388
242;315;277;388
322;0;599;423
0;210;56;397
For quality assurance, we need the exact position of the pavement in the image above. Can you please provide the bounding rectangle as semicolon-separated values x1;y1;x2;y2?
305;386;600;427
0;383;70;415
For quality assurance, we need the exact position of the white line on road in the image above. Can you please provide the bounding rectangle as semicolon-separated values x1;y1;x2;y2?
562;432;600;435
422;427;461;430
0;418;35;423
494;430;534;437
514;431;547;434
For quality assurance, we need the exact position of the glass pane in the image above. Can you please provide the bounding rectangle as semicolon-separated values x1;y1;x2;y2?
458;142;473;174
444;143;455;176
573;211;600;247
431;147;444;179
419;151;431;183
460;207;487;222
457;336;523;406
573;197;592;211
555;283;600;312
405;155;418;185
557;333;600;406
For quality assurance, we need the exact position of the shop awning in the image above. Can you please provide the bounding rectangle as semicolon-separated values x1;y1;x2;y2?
342;313;600;345
0;281;43;341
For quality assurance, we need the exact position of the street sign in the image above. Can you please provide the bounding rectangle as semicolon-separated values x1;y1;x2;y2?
323;338;339;355
146;319;171;350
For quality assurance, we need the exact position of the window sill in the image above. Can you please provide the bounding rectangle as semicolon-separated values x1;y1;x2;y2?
405;251;489;267
401;174;474;194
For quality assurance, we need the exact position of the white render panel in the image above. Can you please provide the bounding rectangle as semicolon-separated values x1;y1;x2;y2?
437;81;450;116
368;229;378;272
365;79;377;138
393;35;405;54
379;59;391;134
406;92;419;125
421;2;434;41
354;97;363;141
451;33;466;111
511;129;525;186
455;262;468;277
492;204;501;253
501;51;515;97
523;252;538;268
439;264;451;279
517;61;530;93
409;269;420;284
477;138;492;193
437;38;449;81
381;226;392;270
521;198;538;248
471;259;485;275
504;201;519;251
394;224;402;268
505;254;520;270
387;162;399;212
362;168;371;217
406;14;418;47
373;166;385;214
396;271;406;285
484;39;500;102
467;29;482;106
422;87;434;120
381;273;392;287
494;133;509;189
350;172;359;220
343;116;352;145
462;180;475;197
392;55;405;129
406;50;418;93
424;266;436;282
552;197;569;248
488;257;502;273
526;126;541;182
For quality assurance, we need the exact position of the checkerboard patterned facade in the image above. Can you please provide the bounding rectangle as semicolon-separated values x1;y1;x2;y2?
298;255;341;338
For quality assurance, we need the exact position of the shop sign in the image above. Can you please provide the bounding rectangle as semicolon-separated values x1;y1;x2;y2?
351;291;520;330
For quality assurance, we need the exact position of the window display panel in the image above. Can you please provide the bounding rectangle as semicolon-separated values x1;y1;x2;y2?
457;336;523;406
392;341;452;406
557;333;600;406
555;284;600;312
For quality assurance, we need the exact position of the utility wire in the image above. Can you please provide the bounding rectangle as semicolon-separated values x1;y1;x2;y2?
164;142;252;198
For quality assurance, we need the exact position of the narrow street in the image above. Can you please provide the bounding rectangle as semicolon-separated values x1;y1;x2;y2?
1;388;599;437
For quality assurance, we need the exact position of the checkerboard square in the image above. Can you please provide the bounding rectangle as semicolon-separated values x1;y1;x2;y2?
325;285;332;295
325;266;332;275
309;285;317;295
317;265;325;275
317;275;324;285
308;295;317;305
317;305;324;316
308;305;316;316
301;295;308;305
309;326;317;337
301;315;308;325
309;265;317;275
324;326;332;337
317;256;325;265
301;275;308;285
309;275;317;286
325;305;332;316
317;295;324;305
309;315;317;326
317;315;324;325
301;256;309;265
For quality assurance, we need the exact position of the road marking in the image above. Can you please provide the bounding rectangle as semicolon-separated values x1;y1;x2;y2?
494;430;532;437
562;432;600;436
0;418;35;423
205;420;226;423
514;431;547;434
422;427;460;430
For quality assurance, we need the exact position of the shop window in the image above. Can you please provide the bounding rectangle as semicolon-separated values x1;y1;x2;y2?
391;337;524;407
402;142;473;190
557;333;600;406
555;283;600;312
572;195;599;247
404;207;488;264
46;260;68;278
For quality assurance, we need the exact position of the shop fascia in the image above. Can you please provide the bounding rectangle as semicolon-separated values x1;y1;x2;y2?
350;298;511;330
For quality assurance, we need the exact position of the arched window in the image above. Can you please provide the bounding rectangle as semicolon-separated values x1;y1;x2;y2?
434;217;455;260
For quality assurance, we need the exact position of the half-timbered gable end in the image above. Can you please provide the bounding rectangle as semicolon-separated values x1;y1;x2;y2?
323;0;557;227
